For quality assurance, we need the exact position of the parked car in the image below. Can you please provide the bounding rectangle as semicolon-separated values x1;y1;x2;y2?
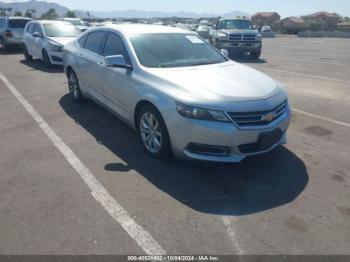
196;25;211;39
210;18;262;59
60;18;90;32
23;20;81;66
0;17;32;52
260;26;276;38
63;24;291;163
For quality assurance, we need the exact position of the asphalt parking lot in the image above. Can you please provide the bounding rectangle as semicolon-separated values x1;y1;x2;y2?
0;36;350;255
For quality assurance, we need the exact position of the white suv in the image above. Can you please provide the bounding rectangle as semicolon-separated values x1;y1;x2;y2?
0;17;32;52
23;20;81;66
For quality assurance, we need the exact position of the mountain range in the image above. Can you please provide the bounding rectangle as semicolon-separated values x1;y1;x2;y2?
0;0;250;18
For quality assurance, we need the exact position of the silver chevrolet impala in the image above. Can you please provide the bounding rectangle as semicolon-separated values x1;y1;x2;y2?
62;24;291;163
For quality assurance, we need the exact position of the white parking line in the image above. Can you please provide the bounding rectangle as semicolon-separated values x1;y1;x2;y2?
222;217;244;255
292;108;350;128
0;72;166;255
253;66;350;84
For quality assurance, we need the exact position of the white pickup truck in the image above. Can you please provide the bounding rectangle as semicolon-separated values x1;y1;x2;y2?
210;18;262;59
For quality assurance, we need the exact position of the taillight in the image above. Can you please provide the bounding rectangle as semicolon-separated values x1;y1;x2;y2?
5;30;13;38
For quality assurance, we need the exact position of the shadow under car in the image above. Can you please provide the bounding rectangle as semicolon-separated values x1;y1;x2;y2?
59;94;308;216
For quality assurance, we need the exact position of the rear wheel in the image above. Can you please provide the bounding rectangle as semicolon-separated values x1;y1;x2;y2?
250;50;261;59
23;45;33;60
67;70;85;103
0;37;9;52
137;105;172;159
42;49;52;67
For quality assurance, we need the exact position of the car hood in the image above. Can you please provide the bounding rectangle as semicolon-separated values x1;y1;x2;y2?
48;36;77;46
146;61;281;103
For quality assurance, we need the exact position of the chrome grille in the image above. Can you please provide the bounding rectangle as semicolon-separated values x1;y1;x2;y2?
228;34;257;42
243;34;257;41
228;101;288;127
228;34;242;41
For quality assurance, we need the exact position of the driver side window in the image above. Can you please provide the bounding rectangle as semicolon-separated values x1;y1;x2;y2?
102;32;131;65
33;24;43;35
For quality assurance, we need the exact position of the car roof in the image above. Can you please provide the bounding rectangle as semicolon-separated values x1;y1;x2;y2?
101;24;192;35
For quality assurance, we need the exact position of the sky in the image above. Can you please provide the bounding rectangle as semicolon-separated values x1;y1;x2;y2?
3;0;350;17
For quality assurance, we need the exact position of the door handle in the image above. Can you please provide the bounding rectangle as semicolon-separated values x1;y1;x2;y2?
97;61;106;67
78;53;84;58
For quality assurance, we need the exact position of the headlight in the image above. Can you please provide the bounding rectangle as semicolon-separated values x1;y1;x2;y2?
217;32;228;40
176;102;230;122
256;34;262;41
50;44;63;52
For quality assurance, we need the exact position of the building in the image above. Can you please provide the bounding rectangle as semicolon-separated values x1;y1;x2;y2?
273;16;305;34
302;11;340;30
338;21;350;32
252;12;281;27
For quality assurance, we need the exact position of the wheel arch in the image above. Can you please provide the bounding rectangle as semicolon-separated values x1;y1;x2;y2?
66;65;75;77
134;100;157;130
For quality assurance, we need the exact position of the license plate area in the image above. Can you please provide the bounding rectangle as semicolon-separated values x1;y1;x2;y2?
258;129;282;150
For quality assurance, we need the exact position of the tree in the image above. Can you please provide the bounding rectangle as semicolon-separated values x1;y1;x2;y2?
0;7;12;16
40;8;60;20
14;11;23;17
0;8;5;17
25;8;36;18
64;10;76;18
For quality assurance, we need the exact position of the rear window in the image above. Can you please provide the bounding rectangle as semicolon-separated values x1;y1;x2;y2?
84;31;106;54
9;19;30;29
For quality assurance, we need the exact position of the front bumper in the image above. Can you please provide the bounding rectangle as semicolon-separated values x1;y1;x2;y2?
167;105;291;163
217;41;262;53
48;50;64;65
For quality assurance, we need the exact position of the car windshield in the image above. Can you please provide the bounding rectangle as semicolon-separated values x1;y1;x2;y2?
130;33;227;68
9;19;30;28
220;20;252;30
43;23;81;37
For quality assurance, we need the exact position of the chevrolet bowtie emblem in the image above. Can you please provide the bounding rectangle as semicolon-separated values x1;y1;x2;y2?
262;112;275;122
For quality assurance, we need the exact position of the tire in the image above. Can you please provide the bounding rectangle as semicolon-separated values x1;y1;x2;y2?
137;105;172;159
42;49;52;67
0;37;9;52
67;69;85;103
23;45;33;60
250;51;261;59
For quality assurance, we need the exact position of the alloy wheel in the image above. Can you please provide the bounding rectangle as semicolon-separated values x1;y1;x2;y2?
68;72;79;100
140;112;163;154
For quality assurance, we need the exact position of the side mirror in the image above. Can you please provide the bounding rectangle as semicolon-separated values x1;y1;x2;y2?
32;32;42;38
220;49;229;58
105;55;133;70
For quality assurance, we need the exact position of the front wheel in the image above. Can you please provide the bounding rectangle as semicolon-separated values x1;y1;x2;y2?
67;70;85;103
138;105;172;159
250;51;261;59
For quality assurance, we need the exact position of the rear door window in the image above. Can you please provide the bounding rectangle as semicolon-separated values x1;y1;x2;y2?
9;19;30;29
78;34;87;47
84;31;106;54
